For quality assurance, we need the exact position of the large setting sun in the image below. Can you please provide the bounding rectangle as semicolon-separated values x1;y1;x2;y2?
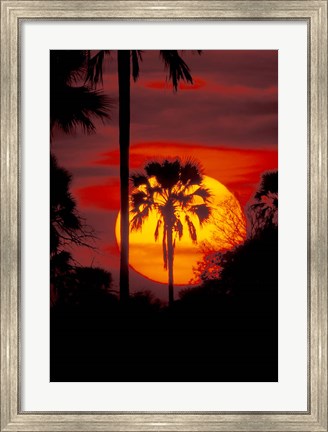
115;175;246;285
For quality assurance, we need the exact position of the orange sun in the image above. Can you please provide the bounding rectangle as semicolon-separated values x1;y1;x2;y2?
115;176;246;285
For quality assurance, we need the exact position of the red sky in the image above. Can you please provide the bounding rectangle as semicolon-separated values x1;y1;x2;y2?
52;50;278;299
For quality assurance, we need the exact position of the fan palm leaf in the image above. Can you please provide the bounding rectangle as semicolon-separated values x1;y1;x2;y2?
51;85;112;134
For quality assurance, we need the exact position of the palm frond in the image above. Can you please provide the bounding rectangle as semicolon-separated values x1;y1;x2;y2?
180;160;203;186
130;206;149;232
160;160;181;188
130;173;149;188
50;85;112;134
131;50;143;82
190;204;211;226
147;159;181;189
174;219;183;240
185;215;197;244
172;191;193;208
192;186;212;201
159;50;193;91
85;50;110;87
144;161;162;178
154;219;162;242
131;191;148;208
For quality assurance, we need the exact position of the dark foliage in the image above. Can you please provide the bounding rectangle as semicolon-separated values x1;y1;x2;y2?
74;266;114;307
51;221;277;383
51;262;115;309
249;170;278;237
51;282;277;382
50;154;95;254
50;154;81;254
50;50;112;135
255;171;278;200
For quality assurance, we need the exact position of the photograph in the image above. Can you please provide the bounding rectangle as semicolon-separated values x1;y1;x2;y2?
50;49;278;382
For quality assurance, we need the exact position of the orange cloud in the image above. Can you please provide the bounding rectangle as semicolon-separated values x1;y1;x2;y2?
129;142;277;205
90;141;277;208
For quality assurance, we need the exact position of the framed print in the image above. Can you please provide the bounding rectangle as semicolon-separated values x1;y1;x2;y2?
1;1;327;431
49;48;279;384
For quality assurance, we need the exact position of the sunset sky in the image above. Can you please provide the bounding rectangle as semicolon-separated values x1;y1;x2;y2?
51;50;278;299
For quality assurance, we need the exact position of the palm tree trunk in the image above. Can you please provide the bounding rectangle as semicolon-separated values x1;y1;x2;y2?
167;224;174;306
118;50;130;304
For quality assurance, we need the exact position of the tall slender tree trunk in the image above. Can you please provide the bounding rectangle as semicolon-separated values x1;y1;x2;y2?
118;50;130;304
167;224;174;307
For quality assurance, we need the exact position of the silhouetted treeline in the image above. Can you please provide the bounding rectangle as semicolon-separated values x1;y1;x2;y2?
51;224;278;381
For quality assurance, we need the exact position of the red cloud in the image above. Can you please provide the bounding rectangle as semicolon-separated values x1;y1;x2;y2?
74;179;120;210
144;78;206;91
93;150;146;169
144;76;276;98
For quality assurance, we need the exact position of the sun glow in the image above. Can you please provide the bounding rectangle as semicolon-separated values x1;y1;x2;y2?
115;176;246;285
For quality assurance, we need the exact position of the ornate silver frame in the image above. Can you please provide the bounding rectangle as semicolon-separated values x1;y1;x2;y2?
1;1;327;431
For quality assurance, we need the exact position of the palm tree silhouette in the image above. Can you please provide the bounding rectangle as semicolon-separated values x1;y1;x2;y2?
50;50;111;136
86;50;197;303
130;159;212;306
